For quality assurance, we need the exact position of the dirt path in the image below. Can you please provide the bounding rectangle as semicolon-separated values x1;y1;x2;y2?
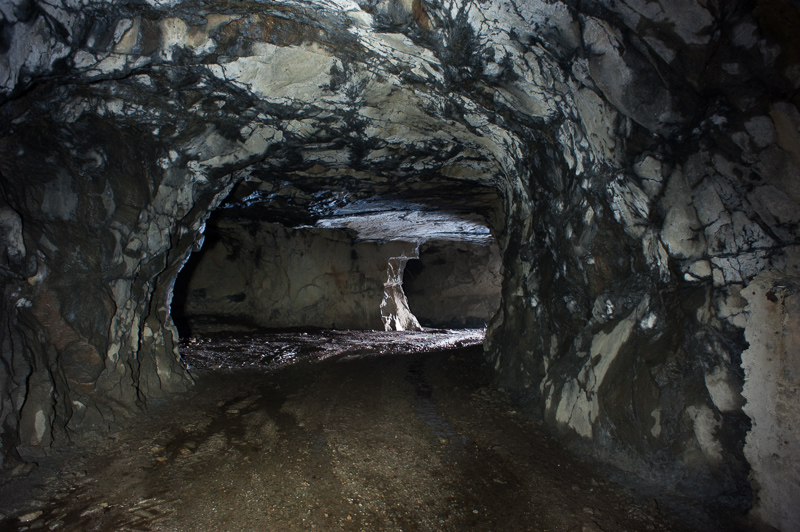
0;330;741;531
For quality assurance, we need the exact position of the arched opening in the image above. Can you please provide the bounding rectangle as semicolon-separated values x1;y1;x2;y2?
170;172;504;337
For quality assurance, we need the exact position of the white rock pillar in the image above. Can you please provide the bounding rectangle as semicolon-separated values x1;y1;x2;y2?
380;256;422;332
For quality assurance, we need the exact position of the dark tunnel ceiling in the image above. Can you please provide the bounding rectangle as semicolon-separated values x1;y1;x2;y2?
212;166;501;243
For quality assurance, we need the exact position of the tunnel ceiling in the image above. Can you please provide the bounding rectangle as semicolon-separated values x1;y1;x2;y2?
315;200;494;243
211;169;501;242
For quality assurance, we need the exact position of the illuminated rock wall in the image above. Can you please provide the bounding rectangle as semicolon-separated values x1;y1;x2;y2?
175;220;417;331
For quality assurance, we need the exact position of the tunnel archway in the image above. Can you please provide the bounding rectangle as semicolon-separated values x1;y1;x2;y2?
169;191;504;334
2;0;800;528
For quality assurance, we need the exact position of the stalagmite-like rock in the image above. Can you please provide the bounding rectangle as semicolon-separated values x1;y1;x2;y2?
380;255;422;332
1;0;799;527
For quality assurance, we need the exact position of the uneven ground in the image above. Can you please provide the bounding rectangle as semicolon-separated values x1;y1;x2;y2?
0;329;749;531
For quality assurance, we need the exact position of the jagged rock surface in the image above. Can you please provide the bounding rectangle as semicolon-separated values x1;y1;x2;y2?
380;254;423;332
1;0;800;528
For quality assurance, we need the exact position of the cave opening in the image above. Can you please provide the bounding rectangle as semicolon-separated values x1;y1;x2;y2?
169;166;505;339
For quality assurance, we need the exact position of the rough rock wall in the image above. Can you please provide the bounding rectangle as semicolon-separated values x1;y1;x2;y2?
476;4;800;526
739;271;800;528
0;115;223;461
177;221;497;332
176;220;418;330
405;239;501;328
1;0;799;527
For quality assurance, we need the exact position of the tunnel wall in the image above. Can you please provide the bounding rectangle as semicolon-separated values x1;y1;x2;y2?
404;239;502;329
1;0;799;528
175;220;416;330
0;116;225;459
477;5;800;526
176;222;500;332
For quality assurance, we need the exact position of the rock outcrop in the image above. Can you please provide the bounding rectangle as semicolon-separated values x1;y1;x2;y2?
1;0;799;528
380;254;423;332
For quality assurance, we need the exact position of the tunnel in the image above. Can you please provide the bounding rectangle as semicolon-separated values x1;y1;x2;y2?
170;189;503;334
1;0;800;529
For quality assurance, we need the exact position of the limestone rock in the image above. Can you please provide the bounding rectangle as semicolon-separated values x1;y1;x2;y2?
741;270;800;531
176;220;421;331
380;256;422;332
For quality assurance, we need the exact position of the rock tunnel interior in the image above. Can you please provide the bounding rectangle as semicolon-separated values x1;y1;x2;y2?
2;0;800;529
170;170;505;335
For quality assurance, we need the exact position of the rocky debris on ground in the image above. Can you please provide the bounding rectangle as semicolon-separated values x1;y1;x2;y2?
0;331;739;531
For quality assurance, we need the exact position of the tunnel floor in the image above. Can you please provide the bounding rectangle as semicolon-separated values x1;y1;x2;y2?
0;330;741;531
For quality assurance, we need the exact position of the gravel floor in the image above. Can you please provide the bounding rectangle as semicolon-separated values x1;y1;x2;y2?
0;329;749;531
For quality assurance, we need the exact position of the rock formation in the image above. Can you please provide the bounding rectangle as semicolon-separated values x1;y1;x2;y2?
172;203;498;331
1;0;799;528
175;221;396;331
380;254;422;332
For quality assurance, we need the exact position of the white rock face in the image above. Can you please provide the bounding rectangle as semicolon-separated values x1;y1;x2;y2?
177;219;502;333
0;206;26;265
208;43;338;103
550;296;649;439
685;404;724;466
704;365;743;413
179;221;395;330
659;168;705;260
741;270;800;531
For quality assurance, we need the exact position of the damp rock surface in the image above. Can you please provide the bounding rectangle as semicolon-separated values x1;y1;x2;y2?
1;0;799;528
0;330;743;532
